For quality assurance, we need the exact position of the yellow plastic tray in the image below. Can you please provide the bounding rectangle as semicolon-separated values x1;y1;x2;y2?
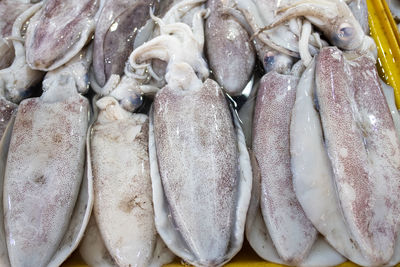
62;0;400;266
368;0;400;108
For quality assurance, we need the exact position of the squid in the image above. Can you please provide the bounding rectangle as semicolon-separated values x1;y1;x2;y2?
0;2;44;104
90;96;174;267
92;0;155;88
205;0;255;95
3;46;93;267
79;216;118;267
298;46;400;266
25;0;100;71
264;0;376;56
0;0;32;69
120;2;252;265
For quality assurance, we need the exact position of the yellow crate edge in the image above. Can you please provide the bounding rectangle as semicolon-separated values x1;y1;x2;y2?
367;0;400;108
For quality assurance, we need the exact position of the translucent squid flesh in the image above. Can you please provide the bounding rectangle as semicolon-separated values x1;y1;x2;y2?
91;96;173;267
3;78;89;267
315;46;400;265
92;0;154;87
252;71;317;264
205;0;255;95
25;0;99;71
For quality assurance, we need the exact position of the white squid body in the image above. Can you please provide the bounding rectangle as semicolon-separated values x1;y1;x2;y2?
90;96;174;267
250;71;345;266
3;78;89;267
79;216;118;267
245;149;345;267
150;71;252;267
291;53;400;267
309;47;400;265
0;2;44;103
25;0;100;71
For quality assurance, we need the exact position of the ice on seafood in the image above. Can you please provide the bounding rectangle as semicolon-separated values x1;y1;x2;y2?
315;46;400;265
91;96;174;267
205;0;255;95
25;0;99;71
92;0;154;87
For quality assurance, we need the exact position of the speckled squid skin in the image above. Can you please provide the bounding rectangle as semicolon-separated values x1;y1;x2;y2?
153;78;238;266
25;0;99;71
93;0;154;86
3;94;88;267
205;0;255;96
91;98;158;267
316;47;400;265
252;72;317;264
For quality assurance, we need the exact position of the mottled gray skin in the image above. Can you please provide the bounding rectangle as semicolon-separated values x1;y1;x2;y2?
205;0;255;96
25;0;99;70
93;0;154;87
153;79;239;266
4;94;89;267
316;47;400;265
0;1;31;69
252;72;317;264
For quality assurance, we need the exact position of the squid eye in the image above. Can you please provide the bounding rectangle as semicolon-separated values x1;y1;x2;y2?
263;52;275;73
338;23;354;40
120;94;143;112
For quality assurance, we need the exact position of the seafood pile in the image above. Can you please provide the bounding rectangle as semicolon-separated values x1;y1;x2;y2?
0;0;399;266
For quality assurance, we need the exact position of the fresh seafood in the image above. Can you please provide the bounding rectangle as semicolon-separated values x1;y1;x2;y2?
231;0;301;72
92;0;154;88
0;2;44;103
0;116;15;267
252;71;317;264
3;47;91;267
79;216;118;267
246;151;346;266
348;0;369;34
205;0;255;95
91;96;174;266
315;46;400;265
290;58;372;266
265;0;376;55
25;0;100;71
381;80;400;136
0;1;32;69
118;1;252;265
